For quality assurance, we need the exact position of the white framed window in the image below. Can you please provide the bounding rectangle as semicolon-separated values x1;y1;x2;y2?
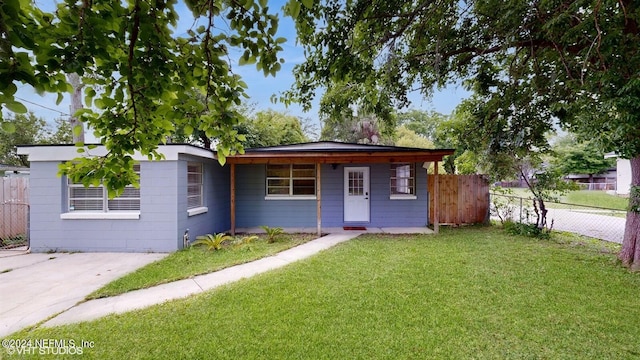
187;162;203;209
390;163;416;198
266;164;316;198
67;164;141;212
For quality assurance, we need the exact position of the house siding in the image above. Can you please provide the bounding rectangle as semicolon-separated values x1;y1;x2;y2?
29;161;180;252
321;163;429;227
235;165;316;228
176;155;230;248
234;163;429;229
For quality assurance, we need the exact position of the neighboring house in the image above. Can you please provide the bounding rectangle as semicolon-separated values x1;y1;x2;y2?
0;164;29;177
605;153;632;195
564;168;617;191
17;142;454;252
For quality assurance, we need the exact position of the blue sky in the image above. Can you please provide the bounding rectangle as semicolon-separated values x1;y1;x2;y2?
15;1;469;138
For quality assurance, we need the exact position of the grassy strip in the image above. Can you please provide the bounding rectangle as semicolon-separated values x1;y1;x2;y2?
85;234;316;300
501;188;628;210
564;190;628;210
10;227;640;359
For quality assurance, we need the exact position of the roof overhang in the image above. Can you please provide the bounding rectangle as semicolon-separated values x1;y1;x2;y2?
224;142;455;164
16;144;214;162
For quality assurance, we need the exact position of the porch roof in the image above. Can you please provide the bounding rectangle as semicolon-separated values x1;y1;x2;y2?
224;141;455;164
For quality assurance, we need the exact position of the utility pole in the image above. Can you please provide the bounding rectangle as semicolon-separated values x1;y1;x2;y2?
67;73;85;143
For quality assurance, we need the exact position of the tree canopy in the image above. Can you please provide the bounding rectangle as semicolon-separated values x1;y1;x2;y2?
0;113;72;167
235;109;310;148
0;0;297;194
288;0;640;269
551;135;615;182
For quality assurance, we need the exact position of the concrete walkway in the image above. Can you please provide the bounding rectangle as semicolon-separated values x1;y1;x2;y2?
42;232;366;329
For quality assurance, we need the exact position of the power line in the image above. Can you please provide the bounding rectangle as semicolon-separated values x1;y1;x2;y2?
14;96;71;116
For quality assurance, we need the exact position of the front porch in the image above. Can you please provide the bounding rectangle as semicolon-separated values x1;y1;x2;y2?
224;141;455;237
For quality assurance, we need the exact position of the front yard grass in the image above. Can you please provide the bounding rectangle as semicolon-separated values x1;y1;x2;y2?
11;226;640;359
86;233;316;300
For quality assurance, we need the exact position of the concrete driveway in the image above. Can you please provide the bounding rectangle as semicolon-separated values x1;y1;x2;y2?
0;251;166;337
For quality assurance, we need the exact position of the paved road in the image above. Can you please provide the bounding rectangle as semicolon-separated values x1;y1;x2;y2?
546;208;626;244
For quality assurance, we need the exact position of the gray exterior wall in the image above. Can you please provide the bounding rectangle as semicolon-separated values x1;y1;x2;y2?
176;155;230;248
235;165;316;228
29;160;180;252
322;163;429;227
234;163;429;229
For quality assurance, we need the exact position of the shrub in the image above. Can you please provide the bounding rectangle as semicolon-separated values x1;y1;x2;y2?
260;226;284;243
503;220;551;239
191;233;233;251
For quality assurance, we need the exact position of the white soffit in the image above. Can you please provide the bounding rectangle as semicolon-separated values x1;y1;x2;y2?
17;145;215;162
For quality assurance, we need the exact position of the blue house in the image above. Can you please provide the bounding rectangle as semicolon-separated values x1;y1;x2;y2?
17;142;454;252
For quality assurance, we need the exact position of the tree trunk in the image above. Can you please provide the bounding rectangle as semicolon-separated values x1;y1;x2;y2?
67;73;85;144
619;156;640;270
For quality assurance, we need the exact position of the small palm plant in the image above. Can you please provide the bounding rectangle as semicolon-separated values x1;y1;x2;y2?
260;225;284;243
233;235;260;251
191;233;232;251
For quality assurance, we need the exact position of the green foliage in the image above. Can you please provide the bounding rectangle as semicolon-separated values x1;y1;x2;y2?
490;187;517;224
1;0;287;193
503;220;551;239
192;233;233;251
453;150;479;175
260;225;284;243
0;112;72;167
394;125;434;148
397;110;446;141
551;135;615;179
233;235;261;251
235;109;310;148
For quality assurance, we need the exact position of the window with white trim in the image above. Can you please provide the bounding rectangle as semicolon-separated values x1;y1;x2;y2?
68;164;141;212
390;163;415;196
266;164;316;197
187;162;203;209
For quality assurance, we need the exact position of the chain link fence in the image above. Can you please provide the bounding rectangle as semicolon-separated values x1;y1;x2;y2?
490;193;626;243
0;203;29;250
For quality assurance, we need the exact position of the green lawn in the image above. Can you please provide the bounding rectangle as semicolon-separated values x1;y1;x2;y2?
498;188;628;210
86;233;316;300
564;190;629;210
8;227;640;359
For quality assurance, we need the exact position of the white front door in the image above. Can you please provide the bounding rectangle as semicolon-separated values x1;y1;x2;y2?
344;167;370;222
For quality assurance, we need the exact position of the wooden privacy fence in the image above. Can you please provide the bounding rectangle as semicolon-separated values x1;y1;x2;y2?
428;174;490;226
1;177;29;241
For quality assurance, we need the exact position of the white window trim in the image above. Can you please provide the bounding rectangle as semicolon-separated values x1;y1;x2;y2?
187;206;208;216
61;212;140;220
66;164;141;215
390;163;416;199
390;194;418;200
265;164;317;199
187;162;204;209
264;195;316;200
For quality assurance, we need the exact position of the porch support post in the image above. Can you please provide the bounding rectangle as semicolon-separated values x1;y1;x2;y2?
230;163;236;236
316;163;322;237
433;161;439;234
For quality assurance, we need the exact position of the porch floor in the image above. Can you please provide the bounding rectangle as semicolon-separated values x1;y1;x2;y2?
232;227;435;235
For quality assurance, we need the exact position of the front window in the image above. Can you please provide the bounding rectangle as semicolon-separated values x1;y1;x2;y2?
266;164;316;197
68;164;141;211
390;163;415;196
187;162;203;209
